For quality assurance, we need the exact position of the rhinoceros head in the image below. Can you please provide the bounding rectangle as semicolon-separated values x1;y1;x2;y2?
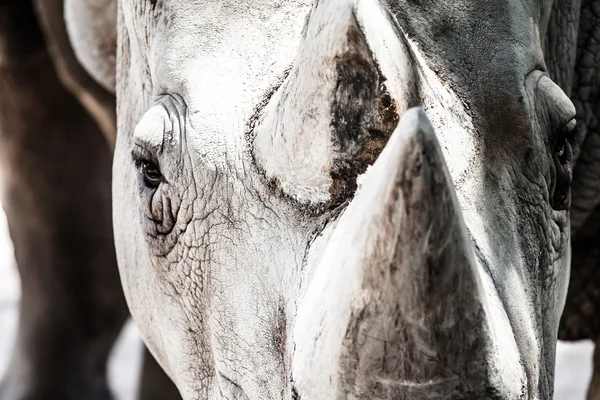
109;0;577;398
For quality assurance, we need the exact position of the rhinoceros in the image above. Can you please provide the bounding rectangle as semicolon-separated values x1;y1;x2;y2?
1;0;600;399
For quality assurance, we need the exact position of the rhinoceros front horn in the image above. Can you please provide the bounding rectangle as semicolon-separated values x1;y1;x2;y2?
292;109;497;398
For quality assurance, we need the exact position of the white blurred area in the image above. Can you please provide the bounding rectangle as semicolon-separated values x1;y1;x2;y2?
0;202;594;399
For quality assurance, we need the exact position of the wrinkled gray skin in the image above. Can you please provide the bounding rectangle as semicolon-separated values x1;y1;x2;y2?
111;0;574;399
3;0;600;399
0;1;180;399
544;1;600;399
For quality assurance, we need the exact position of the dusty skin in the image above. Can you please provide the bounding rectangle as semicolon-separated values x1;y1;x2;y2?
1;0;600;399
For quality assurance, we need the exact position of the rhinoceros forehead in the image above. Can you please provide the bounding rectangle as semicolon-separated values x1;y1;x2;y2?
121;0;312;141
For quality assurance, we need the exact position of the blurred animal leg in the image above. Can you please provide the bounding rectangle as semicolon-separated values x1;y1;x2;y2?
0;1;128;399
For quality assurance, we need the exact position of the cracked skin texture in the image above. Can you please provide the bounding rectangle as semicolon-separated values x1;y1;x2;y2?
4;0;600;398
550;0;600;398
115;0;577;398
0;1;182;399
555;0;600;345
10;0;600;397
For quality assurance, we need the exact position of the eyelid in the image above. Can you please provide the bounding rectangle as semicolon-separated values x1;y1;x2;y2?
133;105;169;155
131;145;169;187
564;118;577;133
564;117;586;148
131;144;160;167
555;117;577;142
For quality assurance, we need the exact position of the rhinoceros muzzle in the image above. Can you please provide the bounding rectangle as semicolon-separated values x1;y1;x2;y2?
249;1;529;396
288;108;526;399
111;0;570;397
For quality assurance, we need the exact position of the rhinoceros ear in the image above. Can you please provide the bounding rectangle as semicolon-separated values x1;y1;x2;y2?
63;0;117;95
34;0;116;144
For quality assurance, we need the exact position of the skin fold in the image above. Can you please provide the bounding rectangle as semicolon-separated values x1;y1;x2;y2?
112;0;575;398
0;1;180;399
1;0;600;399
546;1;600;399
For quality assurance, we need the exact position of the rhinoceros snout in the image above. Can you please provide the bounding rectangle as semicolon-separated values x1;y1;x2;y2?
291;108;526;399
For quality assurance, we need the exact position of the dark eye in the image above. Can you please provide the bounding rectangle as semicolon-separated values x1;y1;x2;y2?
138;160;162;188
552;118;576;211
555;118;576;164
556;138;566;160
132;146;163;189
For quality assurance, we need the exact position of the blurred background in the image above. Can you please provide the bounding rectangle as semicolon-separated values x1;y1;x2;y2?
0;202;595;399
0;203;142;399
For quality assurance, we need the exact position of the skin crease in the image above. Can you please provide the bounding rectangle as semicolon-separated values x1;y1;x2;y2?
110;0;577;399
0;1;181;399
554;3;600;399
4;0;600;398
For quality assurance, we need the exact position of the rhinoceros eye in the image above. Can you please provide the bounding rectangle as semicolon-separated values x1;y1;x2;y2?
552;118;577;211
139;160;162;188
556;140;566;159
555;119;576;163
132;146;163;189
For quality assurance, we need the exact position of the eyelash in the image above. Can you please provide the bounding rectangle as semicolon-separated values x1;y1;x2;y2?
132;145;158;166
131;146;163;188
